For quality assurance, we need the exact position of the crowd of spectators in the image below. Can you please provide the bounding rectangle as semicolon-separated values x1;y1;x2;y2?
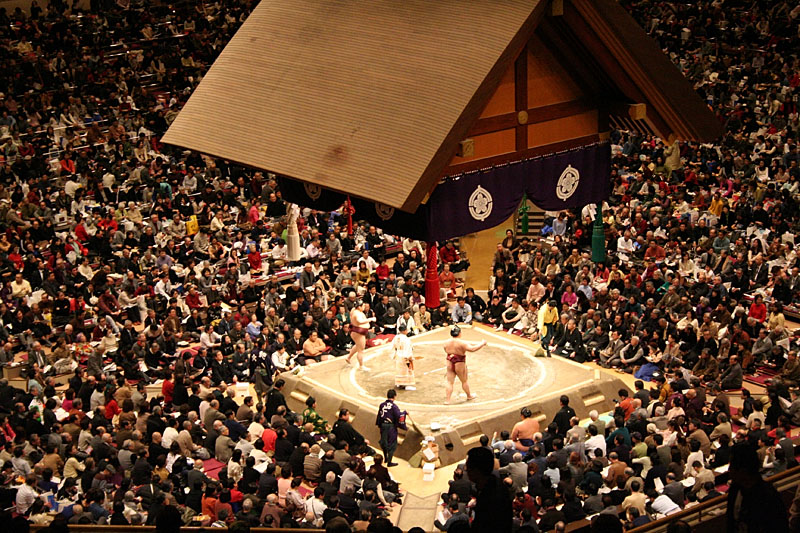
0;0;472;531
447;386;792;532
427;0;800;530
0;0;800;531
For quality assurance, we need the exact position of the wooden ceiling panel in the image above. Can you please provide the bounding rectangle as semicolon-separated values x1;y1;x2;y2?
163;0;542;211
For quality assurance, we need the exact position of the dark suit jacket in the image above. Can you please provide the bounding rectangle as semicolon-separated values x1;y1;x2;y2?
539;509;567;532
663;481;685;508
257;473;278;498
448;478;472;503
750;263;768;286
556;328;586;361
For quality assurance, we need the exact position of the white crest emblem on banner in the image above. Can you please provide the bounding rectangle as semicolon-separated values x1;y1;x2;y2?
375;202;395;221
304;183;322;200
468;185;493;221
556;165;580;201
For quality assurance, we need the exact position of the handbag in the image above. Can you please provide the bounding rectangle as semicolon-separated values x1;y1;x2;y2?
185;215;199;236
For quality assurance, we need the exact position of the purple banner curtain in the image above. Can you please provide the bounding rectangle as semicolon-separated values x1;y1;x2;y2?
278;143;609;242
425;164;527;242
276;176;346;212
276;175;430;240
348;197;430;241
523;142;611;211
426;142;610;241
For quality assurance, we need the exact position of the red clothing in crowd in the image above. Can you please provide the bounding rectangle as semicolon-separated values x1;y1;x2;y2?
749;302;767;322
439;269;456;287
162;379;174;405
248;205;260;224
74;222;89;242
70;298;86;313
439;245;458;264
261;427;277;452
104;398;121;421
99;218;118;233
8;251;23;270
186;292;203;309
202;495;218;522
375;263;389;280
60;157;76;174
248;251;262;271
619;397;634;420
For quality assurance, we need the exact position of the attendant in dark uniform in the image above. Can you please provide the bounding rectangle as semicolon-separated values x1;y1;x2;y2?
264;379;288;420
332;408;370;455
376;389;406;467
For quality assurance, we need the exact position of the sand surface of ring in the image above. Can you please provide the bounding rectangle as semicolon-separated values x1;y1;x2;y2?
352;339;546;406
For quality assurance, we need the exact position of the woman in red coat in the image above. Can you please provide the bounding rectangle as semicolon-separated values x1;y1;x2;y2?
749;294;767;323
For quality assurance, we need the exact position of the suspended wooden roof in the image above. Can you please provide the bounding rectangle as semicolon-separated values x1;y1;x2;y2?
163;0;722;212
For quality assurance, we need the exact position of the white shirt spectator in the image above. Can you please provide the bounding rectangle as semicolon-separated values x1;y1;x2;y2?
210;216;226;233
102;172;116;189
651;494;680;516
183;174;198;191
15;482;37;514
396;315;418;335
360;255;378;272
617;236;635;255
307;496;328;523
64;179;81;197
585;434;607;460
272;244;288;261
746;411;765;430
155;278;173;299
78;429;92;452
306;243;321;259
200;330;221;349
543;466;560;486
90;389;105;411
451;303;472;324
340;468;363;493
250;447;268;465
162;426;180;449
248;421;265;440
272;350;291;371
684;450;705;477
10;278;32;299
403;239;424;257
235;438;254;458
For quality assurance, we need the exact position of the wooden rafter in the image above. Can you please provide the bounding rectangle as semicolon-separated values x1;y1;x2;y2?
536;20;615;100
442;133;600;176
469;98;598;137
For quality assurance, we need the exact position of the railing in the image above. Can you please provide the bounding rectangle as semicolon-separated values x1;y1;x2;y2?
31;526;318;532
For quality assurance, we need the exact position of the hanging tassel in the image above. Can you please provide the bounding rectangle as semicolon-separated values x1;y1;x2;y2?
345;196;354;236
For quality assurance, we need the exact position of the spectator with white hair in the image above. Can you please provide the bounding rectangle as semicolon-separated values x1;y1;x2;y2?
500;452;528;492
618;336;644;372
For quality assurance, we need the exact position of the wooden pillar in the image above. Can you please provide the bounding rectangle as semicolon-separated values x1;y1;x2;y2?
425;242;440;308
